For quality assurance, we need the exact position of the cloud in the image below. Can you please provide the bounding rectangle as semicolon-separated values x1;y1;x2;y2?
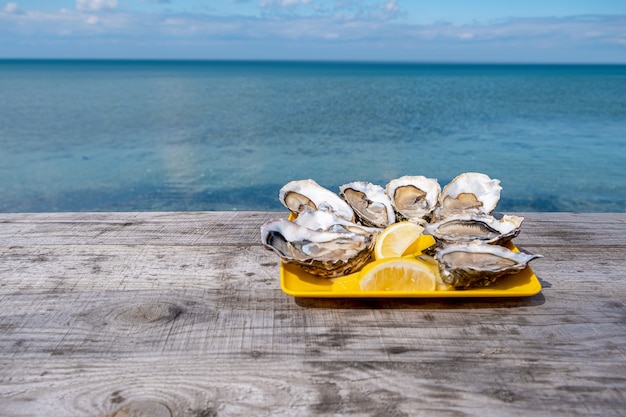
455;15;626;45
4;2;22;14
76;0;118;12
259;0;313;7
0;6;624;62
329;0;403;21
256;0;402;21
2;6;625;43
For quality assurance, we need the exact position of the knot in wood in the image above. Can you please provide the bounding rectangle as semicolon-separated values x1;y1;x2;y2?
114;302;183;325
111;400;172;417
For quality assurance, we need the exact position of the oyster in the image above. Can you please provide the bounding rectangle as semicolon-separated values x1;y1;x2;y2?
339;181;395;228
425;213;524;245
279;179;355;222
435;242;542;289
435;172;502;220
385;176;441;225
260;212;378;278
294;205;380;235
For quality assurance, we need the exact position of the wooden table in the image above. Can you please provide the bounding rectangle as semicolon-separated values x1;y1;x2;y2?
1;212;625;417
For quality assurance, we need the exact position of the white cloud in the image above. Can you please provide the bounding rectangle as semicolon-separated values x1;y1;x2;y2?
4;2;19;13
283;0;312;5
76;0;118;12
384;0;398;12
325;0;403;21
259;0;313;7
0;6;624;62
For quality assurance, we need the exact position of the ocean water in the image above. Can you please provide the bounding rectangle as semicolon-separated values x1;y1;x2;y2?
0;60;625;213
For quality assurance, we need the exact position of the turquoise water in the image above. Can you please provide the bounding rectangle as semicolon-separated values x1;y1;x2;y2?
1;60;625;212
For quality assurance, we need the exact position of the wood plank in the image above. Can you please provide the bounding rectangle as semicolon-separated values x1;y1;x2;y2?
1;244;625;294
1;286;625;361
512;212;626;247
0;244;279;294
1;212;625;247
0;211;278;246
1;358;624;417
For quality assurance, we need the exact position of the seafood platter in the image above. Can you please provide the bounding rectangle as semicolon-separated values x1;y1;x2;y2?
260;172;542;298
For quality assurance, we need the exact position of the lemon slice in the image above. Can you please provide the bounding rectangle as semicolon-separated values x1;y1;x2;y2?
374;221;435;260
359;258;437;291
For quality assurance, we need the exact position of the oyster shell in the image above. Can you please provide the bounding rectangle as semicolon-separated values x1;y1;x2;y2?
279;179;355;222
385;176;441;225
260;212;378;278
435;242;542;289
294;205;380;235
339;181;395;228
425;213;524;245
435;172;502;220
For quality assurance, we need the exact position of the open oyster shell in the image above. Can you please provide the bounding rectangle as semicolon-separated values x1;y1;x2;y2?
260;209;378;278
434;172;502;220
435;242;542;289
293;205;380;235
425;213;524;245
279;179;355;222
385;176;441;225
339;181;395;228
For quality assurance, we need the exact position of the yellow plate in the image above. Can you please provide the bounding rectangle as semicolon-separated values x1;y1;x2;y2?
280;242;541;298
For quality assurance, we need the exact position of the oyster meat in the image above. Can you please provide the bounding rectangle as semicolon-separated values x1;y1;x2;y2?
279;179;355;222
435;242;542;289
260;210;378;278
435;172;502;220
385;176;441;225
339;181;395;228
425;213;524;245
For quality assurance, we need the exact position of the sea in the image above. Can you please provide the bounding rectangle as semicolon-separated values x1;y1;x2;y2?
1;60;625;213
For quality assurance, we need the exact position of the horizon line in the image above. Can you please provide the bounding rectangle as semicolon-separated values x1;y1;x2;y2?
1;58;626;66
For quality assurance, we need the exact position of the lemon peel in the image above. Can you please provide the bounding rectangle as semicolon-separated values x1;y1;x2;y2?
359;257;437;292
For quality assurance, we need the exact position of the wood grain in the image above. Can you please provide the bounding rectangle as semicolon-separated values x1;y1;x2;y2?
1;212;625;416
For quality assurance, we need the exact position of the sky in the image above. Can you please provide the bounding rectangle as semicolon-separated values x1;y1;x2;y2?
0;0;625;62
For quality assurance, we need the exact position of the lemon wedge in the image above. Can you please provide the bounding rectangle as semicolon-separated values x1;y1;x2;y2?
359;257;437;292
374;221;435;260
